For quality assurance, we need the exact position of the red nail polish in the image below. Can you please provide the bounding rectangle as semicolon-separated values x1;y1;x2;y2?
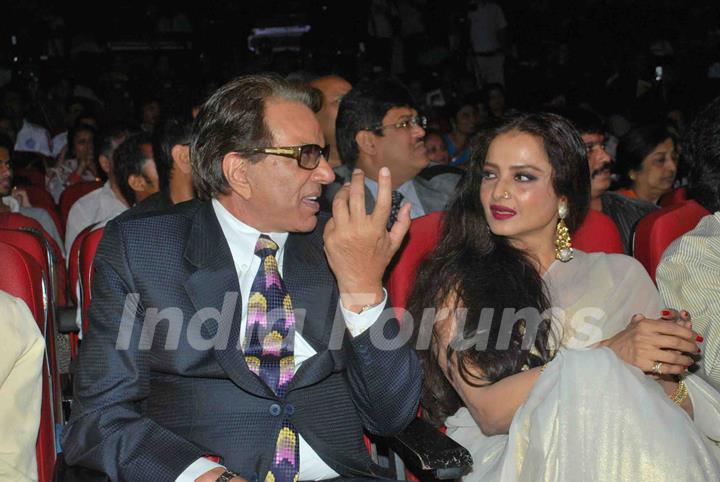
697;348;702;353
697;335;704;342
662;310;671;316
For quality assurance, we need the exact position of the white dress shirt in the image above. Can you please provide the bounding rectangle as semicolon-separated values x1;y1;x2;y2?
364;177;426;219
178;199;387;481
64;181;127;256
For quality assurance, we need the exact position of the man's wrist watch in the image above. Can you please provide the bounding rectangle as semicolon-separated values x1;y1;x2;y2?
215;470;239;482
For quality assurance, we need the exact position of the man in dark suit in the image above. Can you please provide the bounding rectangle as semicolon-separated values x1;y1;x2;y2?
322;78;460;226
62;75;422;482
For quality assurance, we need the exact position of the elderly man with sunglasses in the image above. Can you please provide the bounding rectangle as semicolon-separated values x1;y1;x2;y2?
324;77;461;228
61;74;421;482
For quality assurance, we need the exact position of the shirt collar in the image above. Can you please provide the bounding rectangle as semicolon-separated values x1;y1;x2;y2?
1;195;20;212
211;198;289;272
364;176;414;198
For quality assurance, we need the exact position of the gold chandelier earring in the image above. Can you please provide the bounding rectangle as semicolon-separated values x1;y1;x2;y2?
555;202;574;262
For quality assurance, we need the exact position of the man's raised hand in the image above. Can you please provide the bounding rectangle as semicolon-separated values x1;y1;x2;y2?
323;167;411;312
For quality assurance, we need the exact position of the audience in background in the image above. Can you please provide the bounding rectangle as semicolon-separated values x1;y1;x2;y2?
424;130;451;165
444;100;479;167
0;134;65;251
112;132;159;207
0;290;44;482
564;108;657;253
614;124;679;205
123;116;194;215
657;96;720;391
45;122;98;203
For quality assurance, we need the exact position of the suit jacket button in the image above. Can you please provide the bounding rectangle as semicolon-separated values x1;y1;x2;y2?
285;404;295;416
269;403;282;416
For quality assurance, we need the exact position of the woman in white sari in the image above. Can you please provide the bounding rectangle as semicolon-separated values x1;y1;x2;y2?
408;112;720;481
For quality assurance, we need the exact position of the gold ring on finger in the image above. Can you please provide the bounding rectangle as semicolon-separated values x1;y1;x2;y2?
652;361;663;375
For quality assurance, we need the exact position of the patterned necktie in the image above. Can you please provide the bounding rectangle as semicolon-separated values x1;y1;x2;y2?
244;235;299;482
387;190;405;230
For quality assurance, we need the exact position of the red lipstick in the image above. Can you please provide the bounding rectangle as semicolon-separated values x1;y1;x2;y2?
490;204;517;220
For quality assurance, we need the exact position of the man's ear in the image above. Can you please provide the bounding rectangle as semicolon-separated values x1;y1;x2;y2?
127;173;147;193
355;130;376;157
172;144;191;174
222;152;252;199
98;154;112;175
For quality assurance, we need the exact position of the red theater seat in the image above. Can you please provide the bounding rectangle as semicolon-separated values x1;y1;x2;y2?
658;187;688;208
0;212;67;306
634;199;711;282
573;209;624;255
19;184;64;236
69;227;104;358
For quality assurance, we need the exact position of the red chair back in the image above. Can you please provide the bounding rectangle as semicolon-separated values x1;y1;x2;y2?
0;242;57;482
658;187;688;207
0;212;67;306
13;167;46;187
634;199;711;281
67;225;94;306
573;209;625;254
69;226;104;358
58;180;102;225
79;227;105;334
387;212;445;311
19;185;64;236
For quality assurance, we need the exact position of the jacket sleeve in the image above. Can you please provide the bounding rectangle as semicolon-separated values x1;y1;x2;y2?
61;220;208;482
342;298;422;436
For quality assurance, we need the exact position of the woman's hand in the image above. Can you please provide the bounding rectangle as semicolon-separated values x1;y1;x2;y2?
597;309;701;375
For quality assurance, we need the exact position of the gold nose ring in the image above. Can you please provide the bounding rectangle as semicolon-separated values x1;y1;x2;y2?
503;191;510;199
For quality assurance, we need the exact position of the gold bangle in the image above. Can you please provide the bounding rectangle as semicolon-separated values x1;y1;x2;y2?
539;363;548;374
670;379;689;406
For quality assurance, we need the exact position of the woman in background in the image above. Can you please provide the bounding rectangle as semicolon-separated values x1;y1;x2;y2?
614;124;678;204
45;122;98;203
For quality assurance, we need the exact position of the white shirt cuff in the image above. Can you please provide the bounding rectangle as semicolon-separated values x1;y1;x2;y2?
340;288;388;337
175;457;224;482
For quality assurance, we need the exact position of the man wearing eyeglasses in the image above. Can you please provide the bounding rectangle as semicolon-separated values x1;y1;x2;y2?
62;74;421;482
564;107;657;253
326;77;461;228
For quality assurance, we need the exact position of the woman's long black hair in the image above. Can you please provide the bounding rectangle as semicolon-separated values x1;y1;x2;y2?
408;112;590;425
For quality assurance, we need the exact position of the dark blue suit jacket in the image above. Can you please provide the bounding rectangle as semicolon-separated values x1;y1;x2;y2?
62;200;422;481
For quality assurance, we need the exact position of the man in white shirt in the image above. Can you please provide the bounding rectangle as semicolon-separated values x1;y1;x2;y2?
62;74;421;482
0;135;64;252
64;127;129;255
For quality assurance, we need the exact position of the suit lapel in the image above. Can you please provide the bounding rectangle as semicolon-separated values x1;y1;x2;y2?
283;227;336;351
183;202;276;399
283;224;343;391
